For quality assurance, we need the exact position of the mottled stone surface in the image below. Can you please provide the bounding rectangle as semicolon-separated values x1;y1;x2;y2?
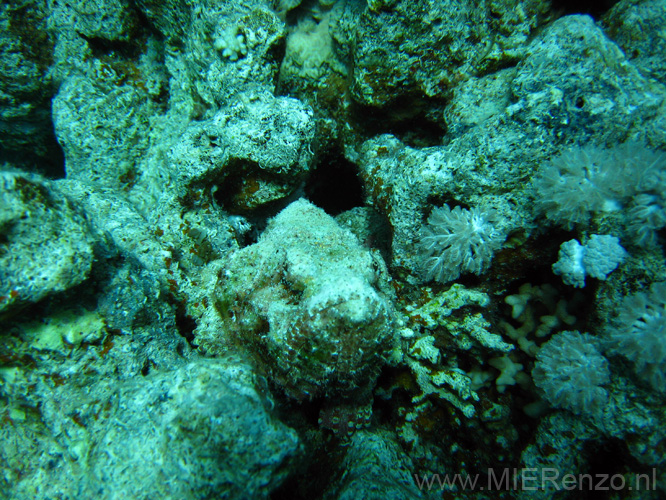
0;171;93;316
204;199;395;399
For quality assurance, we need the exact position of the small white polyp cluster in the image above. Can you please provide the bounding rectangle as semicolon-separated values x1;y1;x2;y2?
552;234;627;288
214;26;248;61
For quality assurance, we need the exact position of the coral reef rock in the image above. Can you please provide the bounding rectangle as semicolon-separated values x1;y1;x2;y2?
203;199;395;400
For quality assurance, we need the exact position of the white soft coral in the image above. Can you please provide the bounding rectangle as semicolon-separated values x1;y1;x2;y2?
608;281;666;390
533;330;610;415
419;204;505;283
534;142;666;244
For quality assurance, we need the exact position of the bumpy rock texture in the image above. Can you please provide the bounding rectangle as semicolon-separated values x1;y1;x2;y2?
3;354;300;499
0;2;62;175
4;0;666;499
166;89;315;211
0;171;93;316
203;199;395;399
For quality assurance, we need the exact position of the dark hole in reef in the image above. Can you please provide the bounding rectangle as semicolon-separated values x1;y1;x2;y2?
487;226;575;289
656;225;666;245
349;96;446;148
304;155;364;216
388;116;446;148
0;123;66;179
132;4;166;40
79;33;145;60
140;358;155;376
270;406;343;500
210;159;276;214
283;0;336;27
551;0;620;18
43;129;66;179
174;309;197;348
0;230;9;254
373;366;415;425
583;438;643;500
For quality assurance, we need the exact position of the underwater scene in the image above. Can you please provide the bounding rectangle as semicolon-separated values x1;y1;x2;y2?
2;0;666;498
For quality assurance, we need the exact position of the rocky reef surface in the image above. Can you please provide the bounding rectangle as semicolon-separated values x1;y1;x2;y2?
2;0;666;498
